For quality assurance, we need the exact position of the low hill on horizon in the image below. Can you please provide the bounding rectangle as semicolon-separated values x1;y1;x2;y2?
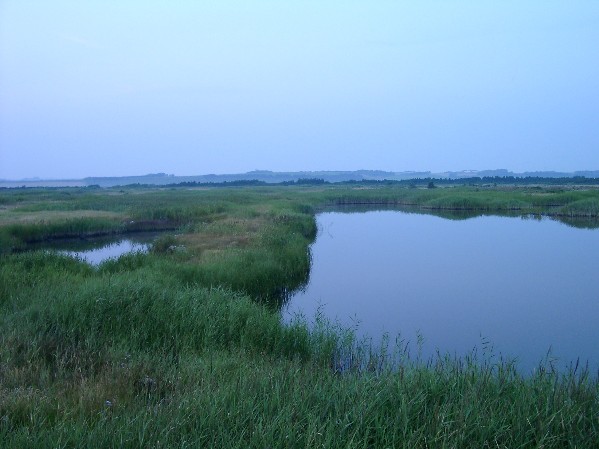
2;169;599;188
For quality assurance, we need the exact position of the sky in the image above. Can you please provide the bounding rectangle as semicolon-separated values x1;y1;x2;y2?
1;1;598;179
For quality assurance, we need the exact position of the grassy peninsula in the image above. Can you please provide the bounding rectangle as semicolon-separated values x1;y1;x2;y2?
1;184;598;448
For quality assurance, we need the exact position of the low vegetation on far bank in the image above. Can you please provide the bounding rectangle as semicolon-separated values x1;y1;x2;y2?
1;184;598;447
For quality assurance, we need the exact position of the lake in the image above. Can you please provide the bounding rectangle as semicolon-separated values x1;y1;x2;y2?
284;210;599;373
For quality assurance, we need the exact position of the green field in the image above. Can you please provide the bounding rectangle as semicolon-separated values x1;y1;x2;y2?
1;185;598;447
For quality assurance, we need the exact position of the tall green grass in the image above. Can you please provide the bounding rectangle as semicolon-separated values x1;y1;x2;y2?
1;217;125;249
559;197;599;217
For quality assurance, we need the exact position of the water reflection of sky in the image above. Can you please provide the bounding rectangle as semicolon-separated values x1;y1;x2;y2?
62;240;149;266
284;211;599;374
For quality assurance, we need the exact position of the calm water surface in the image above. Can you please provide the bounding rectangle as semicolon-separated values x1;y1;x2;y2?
284;211;599;373
33;232;161;265
62;240;150;265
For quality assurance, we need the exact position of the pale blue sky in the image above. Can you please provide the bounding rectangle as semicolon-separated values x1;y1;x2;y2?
1;1;598;179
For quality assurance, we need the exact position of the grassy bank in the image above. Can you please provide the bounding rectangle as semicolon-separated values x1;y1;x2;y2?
1;185;599;447
311;184;599;217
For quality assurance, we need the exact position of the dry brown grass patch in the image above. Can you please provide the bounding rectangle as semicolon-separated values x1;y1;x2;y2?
0;210;123;226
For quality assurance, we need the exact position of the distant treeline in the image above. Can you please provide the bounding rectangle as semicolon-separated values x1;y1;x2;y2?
340;176;599;187
2;176;599;190
164;176;599;188
173;178;330;187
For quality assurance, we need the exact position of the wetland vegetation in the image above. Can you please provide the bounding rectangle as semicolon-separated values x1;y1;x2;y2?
1;184;599;447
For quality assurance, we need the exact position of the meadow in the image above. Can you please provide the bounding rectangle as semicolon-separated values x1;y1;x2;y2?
1;184;598;447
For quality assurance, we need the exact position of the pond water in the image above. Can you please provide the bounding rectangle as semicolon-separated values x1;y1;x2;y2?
61;240;150;265
284;210;599;373
32;232;162;265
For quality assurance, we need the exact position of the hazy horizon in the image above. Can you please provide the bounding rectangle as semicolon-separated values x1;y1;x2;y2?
2;1;598;179
5;167;599;183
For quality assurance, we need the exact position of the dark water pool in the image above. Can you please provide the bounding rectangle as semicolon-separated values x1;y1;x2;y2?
284;211;599;373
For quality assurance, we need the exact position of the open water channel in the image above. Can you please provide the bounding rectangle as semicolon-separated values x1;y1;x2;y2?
284;210;599;373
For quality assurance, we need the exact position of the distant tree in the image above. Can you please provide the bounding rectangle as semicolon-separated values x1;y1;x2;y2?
296;178;327;185
427;181;436;189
